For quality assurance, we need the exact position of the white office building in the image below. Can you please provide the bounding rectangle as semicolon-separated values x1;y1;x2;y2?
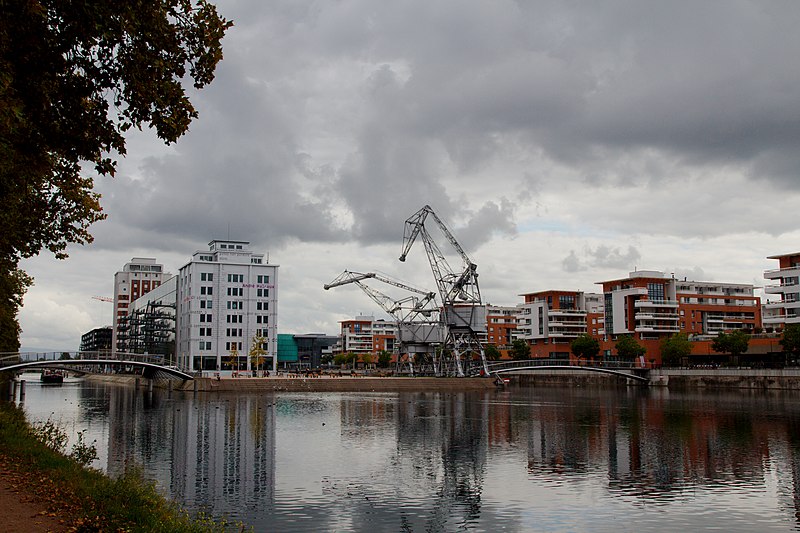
176;240;278;374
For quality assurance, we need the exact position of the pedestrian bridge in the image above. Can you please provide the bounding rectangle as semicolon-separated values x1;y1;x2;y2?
0;351;193;380
470;359;651;383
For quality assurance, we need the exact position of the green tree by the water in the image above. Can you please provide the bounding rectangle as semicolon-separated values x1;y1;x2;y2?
510;339;531;360
484;344;502;361
0;1;231;351
615;335;646;361
660;333;693;367
780;324;800;362
570;334;600;361
712;330;750;358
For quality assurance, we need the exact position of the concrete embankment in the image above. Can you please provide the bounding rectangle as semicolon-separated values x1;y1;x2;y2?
85;374;498;393
650;368;800;390
504;368;800;390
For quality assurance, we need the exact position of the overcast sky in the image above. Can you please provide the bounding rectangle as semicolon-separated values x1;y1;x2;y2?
19;0;800;351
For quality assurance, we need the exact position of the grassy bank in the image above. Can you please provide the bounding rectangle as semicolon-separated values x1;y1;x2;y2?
0;402;243;532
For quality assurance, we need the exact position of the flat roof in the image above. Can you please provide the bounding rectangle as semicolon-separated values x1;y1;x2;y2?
767;252;800;259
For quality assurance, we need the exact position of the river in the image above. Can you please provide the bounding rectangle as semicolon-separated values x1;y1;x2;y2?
12;374;800;532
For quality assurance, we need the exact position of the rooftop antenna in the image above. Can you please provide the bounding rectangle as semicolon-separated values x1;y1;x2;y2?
227;222;230;240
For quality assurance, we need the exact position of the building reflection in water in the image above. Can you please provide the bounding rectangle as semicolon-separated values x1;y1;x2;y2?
68;383;800;531
97;385;276;517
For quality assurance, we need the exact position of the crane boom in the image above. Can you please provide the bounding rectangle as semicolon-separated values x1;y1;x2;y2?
323;270;438;321
398;205;489;377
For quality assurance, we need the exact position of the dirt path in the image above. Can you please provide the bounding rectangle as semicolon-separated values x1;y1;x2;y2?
0;469;69;532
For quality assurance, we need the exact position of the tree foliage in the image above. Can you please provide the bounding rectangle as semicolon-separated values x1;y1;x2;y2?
780;324;800;359
249;335;267;372
377;350;392;368
0;1;231;351
483;344;502;361
0;260;31;352
570;334;600;360
510;339;531;361
660;333;693;367
712;330;750;357
615;335;646;361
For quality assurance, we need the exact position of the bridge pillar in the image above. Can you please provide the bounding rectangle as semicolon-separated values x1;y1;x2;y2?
147;379;153;394
18;380;25;400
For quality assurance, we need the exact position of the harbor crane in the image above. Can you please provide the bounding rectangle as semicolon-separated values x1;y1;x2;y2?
324;270;443;373
399;205;489;377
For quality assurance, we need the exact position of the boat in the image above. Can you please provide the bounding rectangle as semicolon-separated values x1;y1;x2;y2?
40;369;65;384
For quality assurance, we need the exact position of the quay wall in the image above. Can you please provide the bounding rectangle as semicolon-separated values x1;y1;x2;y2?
651;369;800;390
85;374;498;393
504;368;800;390
85;370;800;391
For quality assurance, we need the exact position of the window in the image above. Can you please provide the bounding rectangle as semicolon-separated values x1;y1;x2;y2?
257;288;269;298
257;275;270;284
647;283;665;302
251;258;262;264
227;274;244;283
200;313;212;323
226;301;242;310
257;302;269;311
256;315;268;324
227;287;243;297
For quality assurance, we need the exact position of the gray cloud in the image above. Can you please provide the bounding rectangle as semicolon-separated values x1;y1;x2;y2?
19;1;800;350
563;245;642;273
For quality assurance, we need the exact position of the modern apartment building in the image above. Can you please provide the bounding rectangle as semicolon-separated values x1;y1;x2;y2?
764;252;800;328
675;279;761;336
175;240;278;374
117;276;177;358
599;270;681;341
515;290;604;357
338;315;397;355
483;305;518;348
80;326;112;353
113;258;169;354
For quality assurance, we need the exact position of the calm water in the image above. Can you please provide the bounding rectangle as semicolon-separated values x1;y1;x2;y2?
11;374;800;532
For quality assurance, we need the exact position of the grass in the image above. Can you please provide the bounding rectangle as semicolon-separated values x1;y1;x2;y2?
0;401;245;532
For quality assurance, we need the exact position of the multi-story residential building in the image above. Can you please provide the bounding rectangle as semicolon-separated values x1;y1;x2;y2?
483;305;518;348
80;326;112;353
117;276;177;358
175;240;278;374
598;270;681;341
113;258;169;354
338;315;397;355
515;290;603;358
599;271;761;340
675;279;761;336
764;252;800;328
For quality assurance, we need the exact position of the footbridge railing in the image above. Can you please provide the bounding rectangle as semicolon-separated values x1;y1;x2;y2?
0;351;193;380
467;359;651;383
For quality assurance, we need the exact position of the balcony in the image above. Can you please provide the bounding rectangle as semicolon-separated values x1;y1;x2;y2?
634;299;679;308
765;266;800;279
635;312;680;320
549;309;587;317
635;325;680;333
